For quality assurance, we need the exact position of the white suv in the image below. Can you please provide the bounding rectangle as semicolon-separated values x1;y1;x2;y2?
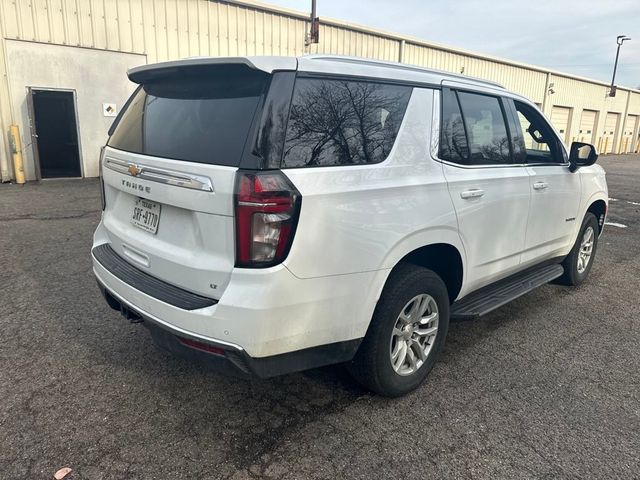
93;55;608;396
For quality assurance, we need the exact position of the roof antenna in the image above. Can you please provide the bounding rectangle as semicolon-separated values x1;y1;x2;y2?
305;0;320;46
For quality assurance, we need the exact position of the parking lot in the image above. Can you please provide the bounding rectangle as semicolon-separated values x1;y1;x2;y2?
1;154;638;479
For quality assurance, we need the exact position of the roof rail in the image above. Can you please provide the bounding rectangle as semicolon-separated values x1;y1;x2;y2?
303;54;505;89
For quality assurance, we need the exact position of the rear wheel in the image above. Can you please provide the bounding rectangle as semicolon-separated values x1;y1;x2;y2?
558;213;599;286
348;264;450;397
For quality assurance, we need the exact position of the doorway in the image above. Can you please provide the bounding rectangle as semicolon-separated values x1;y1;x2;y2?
28;88;82;178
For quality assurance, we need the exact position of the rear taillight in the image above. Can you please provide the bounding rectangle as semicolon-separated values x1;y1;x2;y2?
234;170;301;268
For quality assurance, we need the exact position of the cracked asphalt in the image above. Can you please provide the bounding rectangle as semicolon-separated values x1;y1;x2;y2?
1;154;639;480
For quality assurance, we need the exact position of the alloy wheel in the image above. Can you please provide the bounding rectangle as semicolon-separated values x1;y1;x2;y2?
577;226;595;274
389;294;439;376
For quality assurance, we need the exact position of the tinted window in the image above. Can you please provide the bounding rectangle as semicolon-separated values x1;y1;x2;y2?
439;89;470;164
457;92;511;165
513;101;564;164
108;66;267;166
504;100;527;163
282;78;411;168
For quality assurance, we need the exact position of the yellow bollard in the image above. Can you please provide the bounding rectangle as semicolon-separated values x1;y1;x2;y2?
597;137;602;152
9;124;25;184
623;137;629;153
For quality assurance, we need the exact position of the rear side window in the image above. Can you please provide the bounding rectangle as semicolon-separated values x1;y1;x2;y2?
108;66;267;166
440;90;512;165
282;78;412;168
439;89;469;164
457;92;511;165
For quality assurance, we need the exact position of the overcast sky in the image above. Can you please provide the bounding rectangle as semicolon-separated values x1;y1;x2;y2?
269;0;640;88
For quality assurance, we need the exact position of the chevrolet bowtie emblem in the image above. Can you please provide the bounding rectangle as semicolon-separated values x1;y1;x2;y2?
128;164;141;177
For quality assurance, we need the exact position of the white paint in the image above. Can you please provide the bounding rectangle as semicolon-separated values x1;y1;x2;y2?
92;74;609;360
605;222;628;228
608;198;618;202
626;201;640;206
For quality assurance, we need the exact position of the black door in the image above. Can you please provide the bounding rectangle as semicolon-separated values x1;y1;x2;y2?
30;89;81;178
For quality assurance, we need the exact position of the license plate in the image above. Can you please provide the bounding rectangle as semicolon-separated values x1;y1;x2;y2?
131;198;161;234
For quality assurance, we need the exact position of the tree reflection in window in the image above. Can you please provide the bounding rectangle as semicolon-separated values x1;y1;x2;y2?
282;79;411;167
440;89;470;163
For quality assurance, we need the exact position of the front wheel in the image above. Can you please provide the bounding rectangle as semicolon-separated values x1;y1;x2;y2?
347;264;450;397
558;213;599;286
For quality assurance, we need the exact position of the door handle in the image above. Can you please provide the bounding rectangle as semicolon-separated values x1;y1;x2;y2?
460;189;485;199
533;181;549;190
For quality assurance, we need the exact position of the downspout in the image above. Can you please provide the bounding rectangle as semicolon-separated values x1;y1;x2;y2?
541;72;552;115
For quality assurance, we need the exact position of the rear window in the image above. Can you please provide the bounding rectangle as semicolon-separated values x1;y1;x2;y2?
108;65;267;166
282;78;412;168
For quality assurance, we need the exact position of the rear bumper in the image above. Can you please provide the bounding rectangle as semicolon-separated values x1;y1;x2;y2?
96;279;360;378
91;240;380;374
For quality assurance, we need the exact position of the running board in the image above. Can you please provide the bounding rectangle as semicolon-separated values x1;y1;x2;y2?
450;264;564;321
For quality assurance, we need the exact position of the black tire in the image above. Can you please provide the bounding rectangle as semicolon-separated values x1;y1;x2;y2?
557;213;599;286
347;263;450;397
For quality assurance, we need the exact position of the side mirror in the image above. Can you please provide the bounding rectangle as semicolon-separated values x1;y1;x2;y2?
569;142;598;172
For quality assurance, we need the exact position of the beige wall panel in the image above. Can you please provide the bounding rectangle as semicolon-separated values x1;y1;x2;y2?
49;0;66;45
197;0;209;55
89;0;108;50
116;0;134;52
175;0;189;58
187;0;200;55
17;0;35;40
4;40;145;179
32;0;52;42
62;0;80;46
129;0;145;53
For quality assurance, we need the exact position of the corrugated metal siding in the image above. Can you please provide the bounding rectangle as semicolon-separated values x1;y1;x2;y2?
2;0;640;180
403;43;547;103
315;23;399;61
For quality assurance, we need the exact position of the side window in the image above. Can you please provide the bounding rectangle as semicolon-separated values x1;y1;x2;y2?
512;101;565;164
439;89;470;164
282;78;412;168
457;92;512;165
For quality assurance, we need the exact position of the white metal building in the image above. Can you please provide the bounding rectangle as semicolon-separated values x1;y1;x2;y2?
1;0;639;182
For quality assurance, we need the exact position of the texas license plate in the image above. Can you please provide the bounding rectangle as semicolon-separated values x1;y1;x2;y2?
131;198;161;234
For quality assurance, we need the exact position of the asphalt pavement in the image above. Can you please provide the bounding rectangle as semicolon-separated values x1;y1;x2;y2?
0;155;638;479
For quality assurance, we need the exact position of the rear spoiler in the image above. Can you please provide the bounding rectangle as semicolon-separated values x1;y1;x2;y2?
127;56;298;84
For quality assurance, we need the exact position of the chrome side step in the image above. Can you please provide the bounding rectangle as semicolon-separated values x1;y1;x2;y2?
451;264;564;321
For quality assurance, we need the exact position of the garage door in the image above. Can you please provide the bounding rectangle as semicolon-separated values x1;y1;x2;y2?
578;110;597;143
551;106;571;143
622;114;638;153
601;112;619;154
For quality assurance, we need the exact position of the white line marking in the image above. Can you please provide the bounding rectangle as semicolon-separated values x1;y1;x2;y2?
609;198;618;202
626;201;640;206
605;222;628;228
